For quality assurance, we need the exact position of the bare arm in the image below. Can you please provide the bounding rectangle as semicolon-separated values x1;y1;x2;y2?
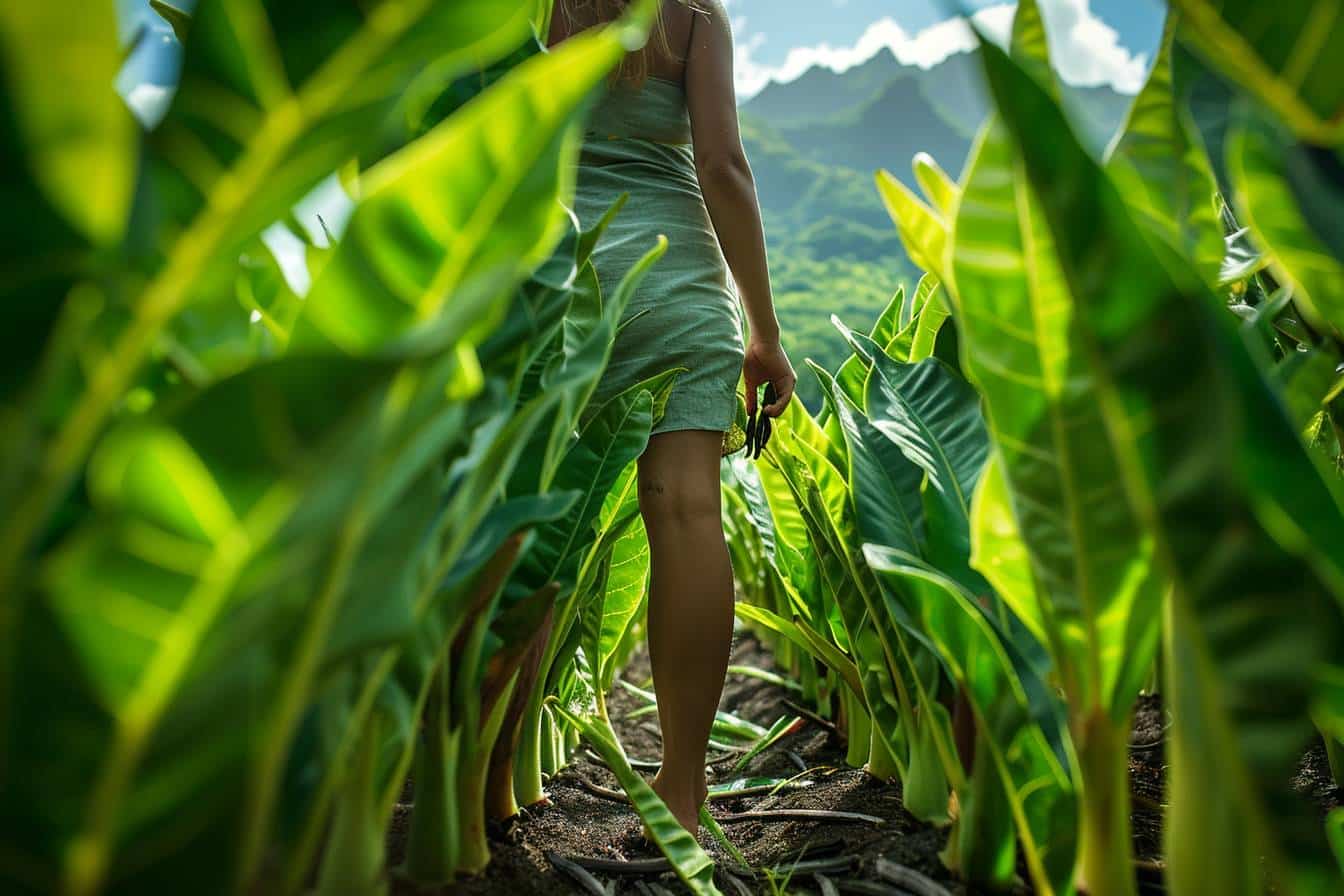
685;1;795;415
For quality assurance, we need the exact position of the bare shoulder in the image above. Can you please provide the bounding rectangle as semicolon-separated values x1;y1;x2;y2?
657;0;721;36
679;0;731;53
684;0;727;29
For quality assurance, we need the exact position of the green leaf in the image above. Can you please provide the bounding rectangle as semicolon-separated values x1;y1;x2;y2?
0;0;536;627
478;211;580;372
572;458;645;696
981;36;1344;895
1285;142;1344;263
823;346;1070;888
33;355;404;891
0;2;137;403
1330;810;1344;878
833;288;905;405
513;367;681;815
730;715;802;775
1275;344;1344;432
521;381;660;588
577;192;630;266
833;281;949;428
698;805;749;871
949;109;1163;719
733;603;863;702
1008;0;1055;91
771;423;955;812
712;709;769;743
765;432;915;783
589;465;650;691
515;234;668;500
970;455;1047;649
293;17;633;352
279;392;570;891
551;703;721;896
876;170;948;280
435;383;572;577
0;1;134;245
321;470;440;668
871;286;908;344
893;275;943;362
912;152;958;218
817;356;925;560
607;234;671;321
837;327;990;589
1106;14;1225;286
1171;0;1344;146
735;459;824;629
907;292;952;364
147;0;531;268
864;547;1078;895
1229;111;1344;339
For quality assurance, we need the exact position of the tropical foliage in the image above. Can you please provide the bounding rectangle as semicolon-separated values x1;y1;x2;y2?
725;2;1344;895
0;1;703;892
3;1;1343;895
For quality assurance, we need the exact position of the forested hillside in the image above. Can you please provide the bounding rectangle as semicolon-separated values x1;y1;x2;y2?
742;46;1133;407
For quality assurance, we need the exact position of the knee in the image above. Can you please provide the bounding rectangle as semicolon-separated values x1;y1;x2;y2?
639;475;722;531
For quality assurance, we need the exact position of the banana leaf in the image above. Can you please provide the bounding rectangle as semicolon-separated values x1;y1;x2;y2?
980;36;1344;896
1171;0;1344;146
938;7;1166;893
1228;109;1344;340
0;0;537;599
0;1;133;248
1106;13;1224;286
876;171;949;282
865;545;1078;895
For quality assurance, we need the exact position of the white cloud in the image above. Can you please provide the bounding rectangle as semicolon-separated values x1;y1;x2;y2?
124;83;174;127
1039;0;1150;92
734;0;1148;99
262;223;312;297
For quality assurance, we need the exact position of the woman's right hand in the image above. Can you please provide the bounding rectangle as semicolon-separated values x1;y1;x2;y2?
743;338;796;418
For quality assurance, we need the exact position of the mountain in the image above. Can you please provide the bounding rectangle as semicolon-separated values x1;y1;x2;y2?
1062;84;1135;154
770;72;973;189
743;48;903;126
746;46;1132;187
737;46;1137;410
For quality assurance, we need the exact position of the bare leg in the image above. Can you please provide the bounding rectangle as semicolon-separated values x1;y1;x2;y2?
637;429;735;833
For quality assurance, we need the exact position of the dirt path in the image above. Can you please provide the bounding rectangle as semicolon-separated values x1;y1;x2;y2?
389;632;988;895
388;630;1340;895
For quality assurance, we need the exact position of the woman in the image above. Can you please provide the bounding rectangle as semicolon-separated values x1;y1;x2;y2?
549;0;797;835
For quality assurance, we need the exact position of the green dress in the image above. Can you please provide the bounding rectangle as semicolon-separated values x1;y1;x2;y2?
574;75;746;435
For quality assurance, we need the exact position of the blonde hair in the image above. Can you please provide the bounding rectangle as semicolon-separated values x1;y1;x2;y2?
559;0;698;85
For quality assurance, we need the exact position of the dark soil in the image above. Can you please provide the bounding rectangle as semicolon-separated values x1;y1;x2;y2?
1126;694;1342;895
386;632;1342;895
1127;695;1168;895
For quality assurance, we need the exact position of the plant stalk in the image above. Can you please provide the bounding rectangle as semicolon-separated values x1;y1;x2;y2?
842;689;871;768
944;728;1015;889
316;714;389;896
405;665;459;884
866;719;903;781
1075;709;1137;896
456;676;517;874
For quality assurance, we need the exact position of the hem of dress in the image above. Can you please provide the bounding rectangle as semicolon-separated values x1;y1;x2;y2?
649;423;731;436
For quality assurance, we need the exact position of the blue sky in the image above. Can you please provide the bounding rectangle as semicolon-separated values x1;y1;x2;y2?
725;0;1169;97
116;2;1170;111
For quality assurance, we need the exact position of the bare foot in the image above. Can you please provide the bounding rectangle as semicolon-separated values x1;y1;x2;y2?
642;774;708;841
